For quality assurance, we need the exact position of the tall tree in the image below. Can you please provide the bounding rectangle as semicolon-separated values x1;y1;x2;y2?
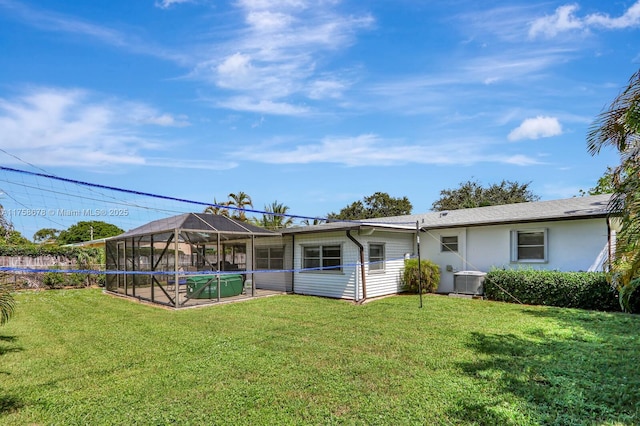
253;201;294;230
57;221;124;245
227;192;253;221
0;205;30;246
587;68;640;311
580;167;616;196
431;180;540;211
328;192;412;220
0;205;12;239
33;228;61;244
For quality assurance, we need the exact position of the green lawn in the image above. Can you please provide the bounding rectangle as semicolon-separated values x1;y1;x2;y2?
1;289;639;425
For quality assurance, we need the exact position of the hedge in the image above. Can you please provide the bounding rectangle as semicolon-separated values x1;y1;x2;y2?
484;269;620;312
0;245;101;259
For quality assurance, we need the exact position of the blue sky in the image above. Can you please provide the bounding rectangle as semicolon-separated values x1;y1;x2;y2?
0;0;638;236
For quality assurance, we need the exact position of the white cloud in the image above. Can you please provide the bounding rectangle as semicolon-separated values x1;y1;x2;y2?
586;2;640;29
125;103;191;127
529;4;583;38
501;154;541;166
216;53;255;90
0;87;197;168
508;116;563;141
191;1;374;115
142;113;190;127
234;134;541;167
307;79;346;99
155;0;194;9
463;48;573;85
145;157;238;170
456;4;543;43
0;0;187;63
217;96;310;115
529;1;640;38
246;10;294;32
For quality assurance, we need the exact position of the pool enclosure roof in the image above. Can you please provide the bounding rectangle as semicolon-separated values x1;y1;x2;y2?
113;213;278;240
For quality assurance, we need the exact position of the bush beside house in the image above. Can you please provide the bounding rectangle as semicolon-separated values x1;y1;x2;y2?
403;259;440;293
484;269;620;312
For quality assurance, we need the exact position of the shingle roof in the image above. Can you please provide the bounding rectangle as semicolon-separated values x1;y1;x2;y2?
114;213;277;238
280;220;415;235
284;194;613;234
372;194;612;230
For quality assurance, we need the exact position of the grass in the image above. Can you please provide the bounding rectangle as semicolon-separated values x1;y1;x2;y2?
0;289;639;425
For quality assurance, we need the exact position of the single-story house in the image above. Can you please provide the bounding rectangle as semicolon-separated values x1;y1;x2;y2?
261;193;614;301
105;194;614;307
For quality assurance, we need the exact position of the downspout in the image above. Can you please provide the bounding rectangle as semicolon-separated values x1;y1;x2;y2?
607;217;613;272
291;234;295;294
346;230;366;303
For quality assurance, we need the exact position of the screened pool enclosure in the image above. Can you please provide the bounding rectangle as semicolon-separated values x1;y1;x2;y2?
105;213;280;308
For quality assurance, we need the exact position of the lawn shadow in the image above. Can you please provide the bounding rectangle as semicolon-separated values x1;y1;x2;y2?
0;395;24;415
451;309;640;425
521;307;639;337
0;334;21;357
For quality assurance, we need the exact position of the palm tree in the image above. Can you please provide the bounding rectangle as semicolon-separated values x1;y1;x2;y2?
256;201;294;230
301;218;325;226
227;192;253;221
587;68;640;310
203;198;230;216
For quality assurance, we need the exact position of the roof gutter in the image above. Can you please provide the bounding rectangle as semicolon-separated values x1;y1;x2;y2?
346;230;366;303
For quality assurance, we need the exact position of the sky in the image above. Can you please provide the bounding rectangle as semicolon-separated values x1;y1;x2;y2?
0;0;638;236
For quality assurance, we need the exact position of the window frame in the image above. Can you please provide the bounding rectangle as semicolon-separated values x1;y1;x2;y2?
368;243;385;273
301;244;343;273
510;229;548;263
440;235;459;253
255;246;285;270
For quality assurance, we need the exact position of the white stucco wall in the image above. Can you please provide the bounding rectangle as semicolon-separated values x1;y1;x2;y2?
421;218;610;293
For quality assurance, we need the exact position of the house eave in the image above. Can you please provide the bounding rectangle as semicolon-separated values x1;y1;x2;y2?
420;212;609;231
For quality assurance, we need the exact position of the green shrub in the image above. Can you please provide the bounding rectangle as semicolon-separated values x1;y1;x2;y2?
619;278;640;313
0;245;101;259
484;269;620;311
43;265;66;289
403;259;440;293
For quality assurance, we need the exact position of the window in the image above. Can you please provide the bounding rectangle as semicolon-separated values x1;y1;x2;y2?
256;247;284;270
441;236;458;253
369;243;385;272
303;245;342;272
511;229;547;262
222;243;246;270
